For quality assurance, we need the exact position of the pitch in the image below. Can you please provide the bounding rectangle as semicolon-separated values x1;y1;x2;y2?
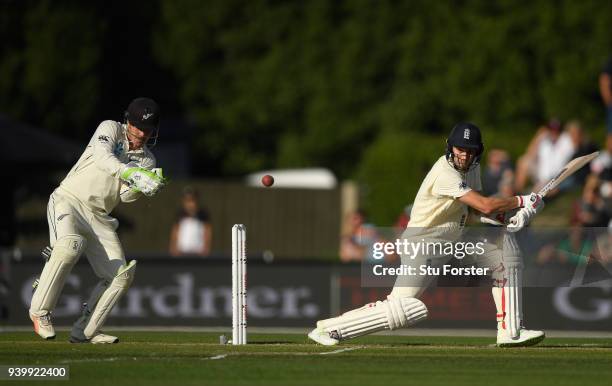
2;332;612;386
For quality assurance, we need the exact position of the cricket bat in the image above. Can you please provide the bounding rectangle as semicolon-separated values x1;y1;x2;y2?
536;151;599;197
480;151;599;226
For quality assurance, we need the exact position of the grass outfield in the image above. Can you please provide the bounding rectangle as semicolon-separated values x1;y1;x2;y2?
2;332;612;386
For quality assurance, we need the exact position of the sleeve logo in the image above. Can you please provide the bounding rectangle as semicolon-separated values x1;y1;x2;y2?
113;142;124;156
98;135;110;143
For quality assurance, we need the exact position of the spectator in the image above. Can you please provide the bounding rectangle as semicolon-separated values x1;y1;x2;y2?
590;135;612;176
482;148;514;197
598;56;612;137
514;119;575;194
393;204;412;236
537;227;594;266
559;227;594;266
588;136;612;227
339;209;380;263
574;174;609;227
593;230;612;264
169;187;212;257
566;120;598;185
497;169;515;198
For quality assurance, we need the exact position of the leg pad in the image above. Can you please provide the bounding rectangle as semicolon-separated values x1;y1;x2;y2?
317;297;428;341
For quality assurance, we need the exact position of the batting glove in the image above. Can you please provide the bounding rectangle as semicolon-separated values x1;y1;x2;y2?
507;193;544;233
516;193;544;215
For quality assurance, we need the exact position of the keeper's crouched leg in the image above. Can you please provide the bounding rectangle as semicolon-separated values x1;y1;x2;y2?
30;234;86;340
70;260;137;344
308;296;428;345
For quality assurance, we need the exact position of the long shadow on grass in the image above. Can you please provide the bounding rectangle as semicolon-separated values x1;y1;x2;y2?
241;341;297;345
537;344;612;349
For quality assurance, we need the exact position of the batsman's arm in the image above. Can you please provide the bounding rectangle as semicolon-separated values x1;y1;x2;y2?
92;121;131;177
459;191;520;215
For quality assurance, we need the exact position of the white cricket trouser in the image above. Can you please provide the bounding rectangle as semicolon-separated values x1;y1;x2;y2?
390;237;503;299
48;188;126;281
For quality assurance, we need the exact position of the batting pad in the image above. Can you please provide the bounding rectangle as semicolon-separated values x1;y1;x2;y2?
492;232;524;339
317;297;428;341
30;234;86;315
83;260;136;338
505;265;522;339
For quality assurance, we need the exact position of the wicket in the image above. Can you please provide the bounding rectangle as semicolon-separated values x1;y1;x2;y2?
232;224;247;345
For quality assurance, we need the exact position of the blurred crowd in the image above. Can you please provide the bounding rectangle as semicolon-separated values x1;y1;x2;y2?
166;59;612;267
338;57;612;266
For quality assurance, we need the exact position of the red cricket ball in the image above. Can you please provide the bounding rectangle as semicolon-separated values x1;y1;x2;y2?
261;174;274;187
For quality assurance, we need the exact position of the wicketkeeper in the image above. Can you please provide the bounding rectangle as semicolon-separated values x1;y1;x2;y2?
309;122;545;347
29;97;167;344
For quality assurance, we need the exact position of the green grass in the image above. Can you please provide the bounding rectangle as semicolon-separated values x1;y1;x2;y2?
1;332;612;386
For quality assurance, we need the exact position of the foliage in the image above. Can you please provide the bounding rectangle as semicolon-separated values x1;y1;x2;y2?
153;0;612;222
2;0;612;221
0;0;101;136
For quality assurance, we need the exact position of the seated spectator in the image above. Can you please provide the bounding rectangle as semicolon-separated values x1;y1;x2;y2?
590;134;612;176
393;204;412;236
574;174;609;227
339;209;380;263
497;169;515;198
537;227;594;266
593;230;612;264
169;187;212;257
566;120;599;185
598;56;612;137
556;226;594;265
514;119;576;194
586;136;612;227
482;149;514;196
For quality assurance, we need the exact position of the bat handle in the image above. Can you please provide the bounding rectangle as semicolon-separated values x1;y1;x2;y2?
480;216;504;226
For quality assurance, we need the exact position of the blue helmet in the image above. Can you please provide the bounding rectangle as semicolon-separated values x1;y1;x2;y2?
445;122;484;171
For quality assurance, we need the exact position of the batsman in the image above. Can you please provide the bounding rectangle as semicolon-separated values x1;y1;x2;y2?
29;97;167;344
309;122;545;347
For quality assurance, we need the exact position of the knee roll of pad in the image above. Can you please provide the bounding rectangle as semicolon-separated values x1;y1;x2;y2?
52;234;87;263
112;260;137;288
387;297;429;330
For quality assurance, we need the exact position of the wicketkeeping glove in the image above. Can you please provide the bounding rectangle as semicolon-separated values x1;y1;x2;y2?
121;165;167;196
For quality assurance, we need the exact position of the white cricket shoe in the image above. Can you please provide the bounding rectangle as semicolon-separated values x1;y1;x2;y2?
308;328;339;346
497;327;545;347
30;312;56;340
70;331;119;344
